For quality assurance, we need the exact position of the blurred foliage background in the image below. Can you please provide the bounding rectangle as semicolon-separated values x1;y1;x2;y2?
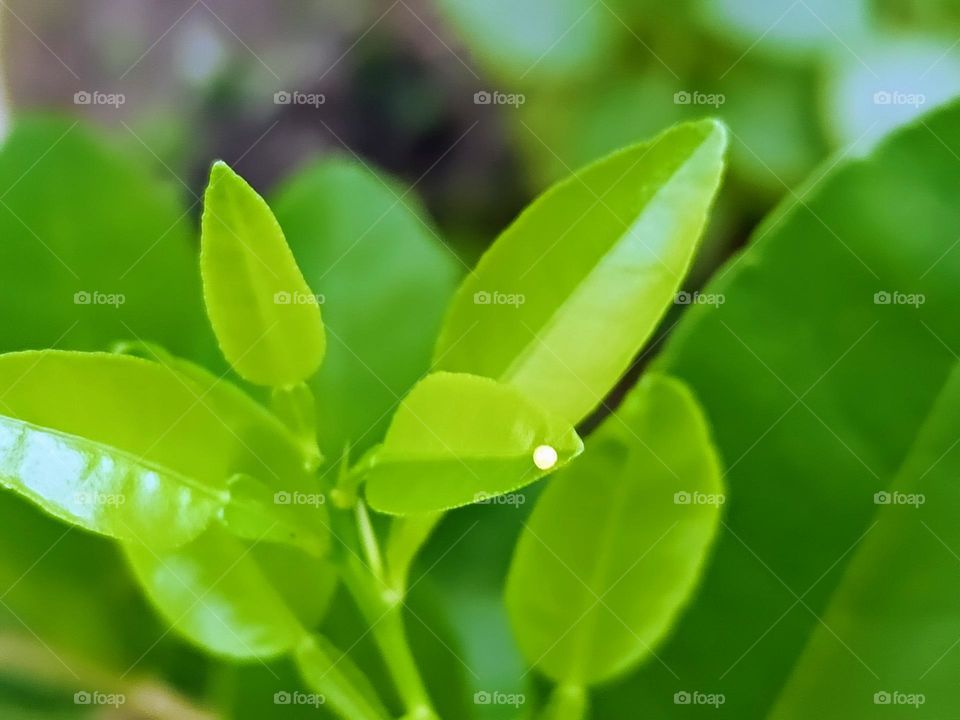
1;0;959;717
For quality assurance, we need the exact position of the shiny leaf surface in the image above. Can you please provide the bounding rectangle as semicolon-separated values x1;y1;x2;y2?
364;372;583;515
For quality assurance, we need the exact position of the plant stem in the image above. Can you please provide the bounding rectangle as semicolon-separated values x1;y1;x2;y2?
328;484;439;719
356;499;386;581
340;547;439;719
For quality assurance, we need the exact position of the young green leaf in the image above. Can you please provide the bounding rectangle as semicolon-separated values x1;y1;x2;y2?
111;339;317;475
0;351;306;548
125;526;337;659
271;157;459;459
434;119;727;426
506;374;724;686
0;414;222;549
364;372;583;515
220;474;330;557
201;161;326;387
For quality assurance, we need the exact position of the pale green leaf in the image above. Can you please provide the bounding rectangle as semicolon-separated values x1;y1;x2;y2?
0;413;221;549
0;350;306;548
271;156;459;459
220;474;329;558
364;372;583;515
125;526;337;660
201;161;325;387
506;374;724;685
434;120;727;425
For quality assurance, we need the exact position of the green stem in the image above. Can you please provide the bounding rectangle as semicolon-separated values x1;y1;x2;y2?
538;685;588;720
356;500;386;581
340;547;438;719
329;488;439;719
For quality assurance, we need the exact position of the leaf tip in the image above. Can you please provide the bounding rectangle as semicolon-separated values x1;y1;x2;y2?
209;159;235;182
700;117;730;154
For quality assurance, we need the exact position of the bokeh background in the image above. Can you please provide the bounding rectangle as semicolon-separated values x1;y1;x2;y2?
0;0;958;718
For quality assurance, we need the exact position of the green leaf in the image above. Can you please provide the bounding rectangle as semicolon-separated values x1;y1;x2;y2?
364;373;583;515
125;526;337;660
0;350;306;548
111;339;317;477
200;161;326;387
0;116;211;359
434;119;727;426
770;362;960;718
506;374;723;686
271;157;459;459
611;100;960;716
0;412;221;548
220;474;329;558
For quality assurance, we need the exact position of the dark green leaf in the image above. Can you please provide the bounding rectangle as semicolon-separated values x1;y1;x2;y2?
608;99;960;717
0;116;210;358
770;362;960;718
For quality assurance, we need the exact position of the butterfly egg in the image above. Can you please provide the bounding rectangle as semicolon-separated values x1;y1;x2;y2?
533;444;559;470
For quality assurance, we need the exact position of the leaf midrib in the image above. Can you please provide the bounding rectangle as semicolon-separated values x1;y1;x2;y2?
0;412;229;504
498;138;711;388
